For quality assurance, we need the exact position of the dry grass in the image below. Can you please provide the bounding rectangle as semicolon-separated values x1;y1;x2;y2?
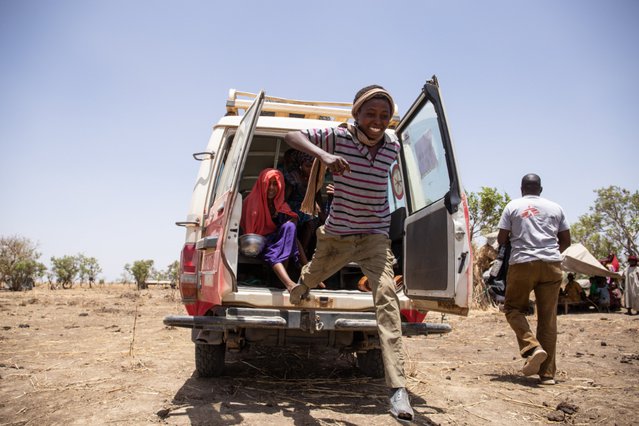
2;283;638;425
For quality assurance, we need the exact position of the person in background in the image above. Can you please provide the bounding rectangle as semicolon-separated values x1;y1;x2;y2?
606;253;620;274
560;273;586;304
622;255;639;315
597;279;611;312
588;276;601;304
498;173;571;386
596;257;621;311
284;85;414;421
609;280;623;311
278;148;297;175
285;150;321;259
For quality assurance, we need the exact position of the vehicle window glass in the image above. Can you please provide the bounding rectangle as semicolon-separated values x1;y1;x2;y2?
398;101;450;212
209;134;233;205
213;131;246;201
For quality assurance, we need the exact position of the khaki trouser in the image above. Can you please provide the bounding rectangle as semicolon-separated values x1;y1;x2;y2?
504;260;562;378
300;226;405;388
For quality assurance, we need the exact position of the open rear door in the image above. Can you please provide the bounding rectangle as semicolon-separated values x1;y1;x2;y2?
396;77;472;315
196;91;265;311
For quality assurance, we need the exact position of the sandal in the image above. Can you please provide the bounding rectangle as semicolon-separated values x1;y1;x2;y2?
289;283;309;305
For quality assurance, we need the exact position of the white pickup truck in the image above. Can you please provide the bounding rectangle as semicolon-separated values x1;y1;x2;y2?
164;77;472;378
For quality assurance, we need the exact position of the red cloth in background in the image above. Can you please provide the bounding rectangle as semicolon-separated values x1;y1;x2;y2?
610;254;619;272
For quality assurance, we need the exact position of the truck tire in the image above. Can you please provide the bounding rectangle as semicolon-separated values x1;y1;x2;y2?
357;349;385;378
195;342;226;377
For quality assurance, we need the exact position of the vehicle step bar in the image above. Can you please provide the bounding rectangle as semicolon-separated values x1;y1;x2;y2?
165;315;286;329
164;315;452;335
334;319;452;335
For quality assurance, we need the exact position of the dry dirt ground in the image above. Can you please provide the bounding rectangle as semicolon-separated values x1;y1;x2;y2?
1;284;638;426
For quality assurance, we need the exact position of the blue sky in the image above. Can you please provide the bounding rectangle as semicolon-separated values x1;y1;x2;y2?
1;1;637;281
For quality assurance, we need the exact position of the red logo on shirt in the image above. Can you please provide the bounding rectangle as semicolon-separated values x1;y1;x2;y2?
521;205;540;218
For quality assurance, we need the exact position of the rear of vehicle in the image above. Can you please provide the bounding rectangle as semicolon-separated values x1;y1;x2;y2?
165;79;472;378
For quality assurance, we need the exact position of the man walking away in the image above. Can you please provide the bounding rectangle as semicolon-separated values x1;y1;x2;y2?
497;174;571;385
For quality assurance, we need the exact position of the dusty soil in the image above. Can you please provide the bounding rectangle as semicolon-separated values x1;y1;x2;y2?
1;284;638;426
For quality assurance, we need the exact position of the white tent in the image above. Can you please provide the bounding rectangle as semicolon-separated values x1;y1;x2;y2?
561;243;621;278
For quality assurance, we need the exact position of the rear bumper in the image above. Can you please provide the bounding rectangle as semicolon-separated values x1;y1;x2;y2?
163;307;452;336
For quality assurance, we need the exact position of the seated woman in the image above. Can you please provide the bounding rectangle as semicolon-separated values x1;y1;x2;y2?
240;168;304;292
560;273;586;304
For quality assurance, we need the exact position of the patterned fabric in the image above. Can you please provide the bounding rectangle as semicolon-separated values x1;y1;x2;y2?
302;126;399;236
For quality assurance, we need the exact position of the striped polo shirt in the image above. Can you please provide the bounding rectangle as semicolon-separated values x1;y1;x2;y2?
303;126;400;236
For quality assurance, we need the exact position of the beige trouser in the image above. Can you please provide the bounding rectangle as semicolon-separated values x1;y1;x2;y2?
504;260;562;378
300;226;406;388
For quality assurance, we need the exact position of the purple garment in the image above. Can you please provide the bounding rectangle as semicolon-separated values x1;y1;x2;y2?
260;220;299;266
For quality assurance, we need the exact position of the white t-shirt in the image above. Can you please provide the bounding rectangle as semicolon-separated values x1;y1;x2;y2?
498;195;569;264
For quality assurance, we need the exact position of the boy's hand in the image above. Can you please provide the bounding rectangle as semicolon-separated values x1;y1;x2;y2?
322;153;350;175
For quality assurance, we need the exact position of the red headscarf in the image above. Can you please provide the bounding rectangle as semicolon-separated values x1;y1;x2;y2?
240;168;296;236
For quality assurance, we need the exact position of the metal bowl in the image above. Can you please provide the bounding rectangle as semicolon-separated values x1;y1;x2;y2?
239;233;266;257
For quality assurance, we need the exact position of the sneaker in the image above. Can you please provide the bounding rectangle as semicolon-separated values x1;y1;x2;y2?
539;377;556;385
390;387;414;421
522;346;547;376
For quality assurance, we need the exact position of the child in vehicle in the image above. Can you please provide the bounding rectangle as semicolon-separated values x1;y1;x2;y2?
240;168;302;292
285;150;321;259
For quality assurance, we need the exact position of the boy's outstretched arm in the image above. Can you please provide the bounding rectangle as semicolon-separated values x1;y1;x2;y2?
284;131;350;175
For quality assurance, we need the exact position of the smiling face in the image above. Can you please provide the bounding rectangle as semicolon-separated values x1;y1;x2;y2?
354;98;392;141
266;177;279;200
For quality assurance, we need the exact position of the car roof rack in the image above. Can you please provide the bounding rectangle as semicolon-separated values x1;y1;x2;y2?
225;89;400;126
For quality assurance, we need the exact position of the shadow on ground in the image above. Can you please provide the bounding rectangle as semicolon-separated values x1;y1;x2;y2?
163;346;436;425
487;373;545;388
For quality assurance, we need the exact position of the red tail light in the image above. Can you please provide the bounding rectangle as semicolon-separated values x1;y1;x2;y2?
179;243;197;303
181;243;196;273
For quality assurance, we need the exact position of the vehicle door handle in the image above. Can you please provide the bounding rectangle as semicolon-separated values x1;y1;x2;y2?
458;251;468;273
175;220;199;228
